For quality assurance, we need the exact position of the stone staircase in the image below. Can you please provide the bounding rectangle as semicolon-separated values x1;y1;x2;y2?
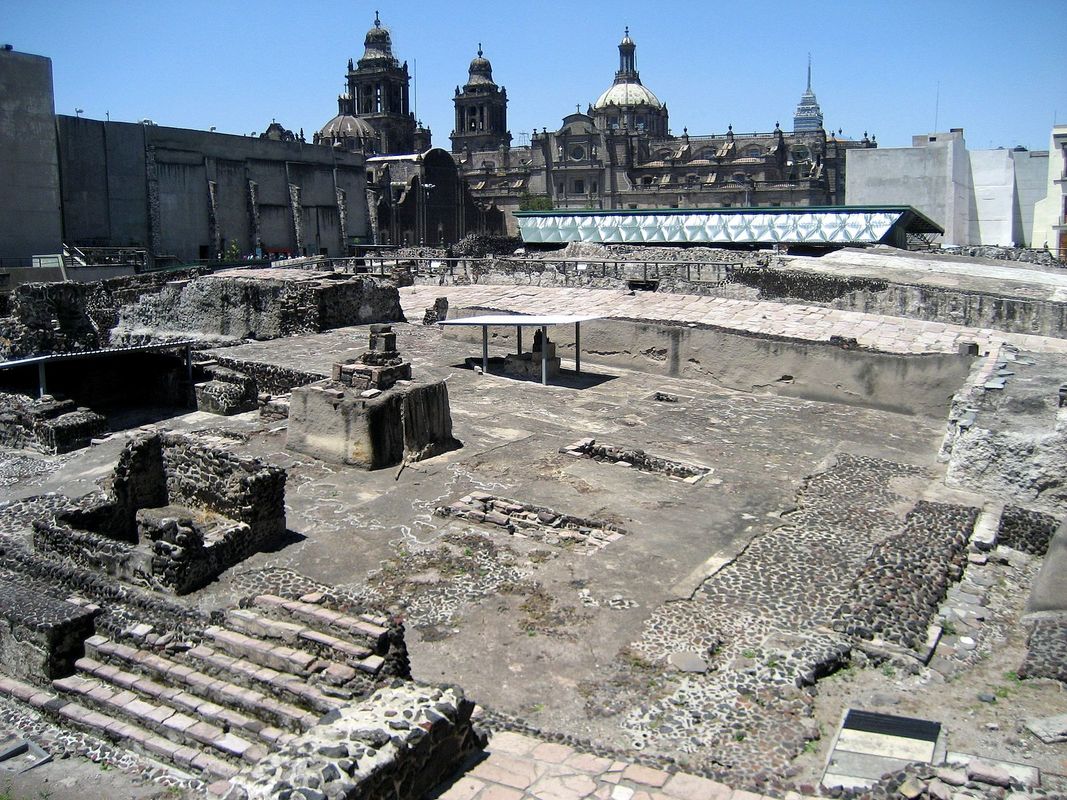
0;591;401;784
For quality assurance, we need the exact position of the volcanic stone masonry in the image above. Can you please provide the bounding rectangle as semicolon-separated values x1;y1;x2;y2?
0;392;106;454
0;268;405;361
0;579;98;681
31;432;287;594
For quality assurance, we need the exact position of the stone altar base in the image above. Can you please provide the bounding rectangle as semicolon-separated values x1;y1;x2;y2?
503;351;561;379
287;379;460;469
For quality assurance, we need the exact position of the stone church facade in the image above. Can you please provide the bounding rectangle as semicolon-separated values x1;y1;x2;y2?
450;31;878;235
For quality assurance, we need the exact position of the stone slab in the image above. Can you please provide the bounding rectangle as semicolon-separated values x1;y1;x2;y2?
834;729;936;763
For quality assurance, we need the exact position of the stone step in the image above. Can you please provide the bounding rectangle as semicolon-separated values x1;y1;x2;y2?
252;593;390;649
185;642;342;714
0;674;237;781
52;674;267;767
75;656;298;749
226;608;384;677
84;635;317;732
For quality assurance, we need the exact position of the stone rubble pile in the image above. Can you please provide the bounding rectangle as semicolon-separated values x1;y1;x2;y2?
560;437;710;481
839;758;1050;800
938;245;1062;266
436;492;626;554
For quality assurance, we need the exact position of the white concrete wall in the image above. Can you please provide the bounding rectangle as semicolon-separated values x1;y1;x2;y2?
1012;149;1048;247
969;149;1015;246
846;131;974;245
1032;127;1067;256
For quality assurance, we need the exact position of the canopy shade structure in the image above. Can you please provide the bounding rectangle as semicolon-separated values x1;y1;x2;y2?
438;314;603;385
514;206;942;249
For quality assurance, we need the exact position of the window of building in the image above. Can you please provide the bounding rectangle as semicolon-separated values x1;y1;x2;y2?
746;146;762;158
771;202;781;207
592;180;598;193
482;160;495;170
627;203;638;209
669;203;679;209
686;174;698;186
573;179;585;194
722;202;732;208
558;183;565;194
792;145;809;161
610;117;619;128
570;145;586;161
641;176;655;186
732;172;748;183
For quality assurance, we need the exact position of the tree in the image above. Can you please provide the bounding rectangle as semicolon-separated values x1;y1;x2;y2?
518;193;553;211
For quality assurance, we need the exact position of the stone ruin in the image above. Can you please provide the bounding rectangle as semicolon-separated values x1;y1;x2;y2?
287;325;460;469
0;579;98;682
31;431;286;594
0;392;106;454
503;327;561;379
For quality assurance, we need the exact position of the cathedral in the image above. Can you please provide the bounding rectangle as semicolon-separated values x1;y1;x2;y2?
450;30;878;234
313;17;877;240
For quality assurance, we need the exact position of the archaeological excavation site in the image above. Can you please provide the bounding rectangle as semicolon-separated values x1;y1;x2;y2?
0;239;1064;800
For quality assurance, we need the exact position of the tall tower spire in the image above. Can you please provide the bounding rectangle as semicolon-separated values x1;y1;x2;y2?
793;55;823;133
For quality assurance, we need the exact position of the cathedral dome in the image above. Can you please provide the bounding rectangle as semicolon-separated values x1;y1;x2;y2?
317;114;377;149
466;46;495;87
361;12;395;63
593;82;662;110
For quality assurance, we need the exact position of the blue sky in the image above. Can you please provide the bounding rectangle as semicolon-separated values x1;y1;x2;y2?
6;0;1066;151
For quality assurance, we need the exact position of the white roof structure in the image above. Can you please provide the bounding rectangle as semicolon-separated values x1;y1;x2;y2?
437;314;602;327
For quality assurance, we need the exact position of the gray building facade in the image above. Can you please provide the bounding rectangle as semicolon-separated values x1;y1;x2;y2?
0;48;63;263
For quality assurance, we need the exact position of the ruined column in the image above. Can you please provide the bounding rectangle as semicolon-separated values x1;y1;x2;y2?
336;186;348;255
207;179;221;259
145;146;162;259
288;183;304;255
247;179;263;255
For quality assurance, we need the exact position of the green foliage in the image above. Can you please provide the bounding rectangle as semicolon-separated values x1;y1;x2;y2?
518;193;554;211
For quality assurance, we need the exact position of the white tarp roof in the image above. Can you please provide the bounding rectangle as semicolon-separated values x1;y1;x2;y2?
437;314;602;327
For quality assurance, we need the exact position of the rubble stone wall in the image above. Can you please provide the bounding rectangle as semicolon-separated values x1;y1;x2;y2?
211;356;324;395
223;683;486;800
0;578;97;682
37;432;286;594
0;392;106;454
112;273;405;342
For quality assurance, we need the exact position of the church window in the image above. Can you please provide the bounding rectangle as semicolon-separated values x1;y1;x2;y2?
570;145;586;161
685;174;698;186
746;146;762;158
640;176;654;186
792;145;810;161
592;180;598;193
558;183;565;194
573;179;585;194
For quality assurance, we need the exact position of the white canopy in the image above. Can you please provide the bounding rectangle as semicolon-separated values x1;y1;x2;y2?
437;313;602;327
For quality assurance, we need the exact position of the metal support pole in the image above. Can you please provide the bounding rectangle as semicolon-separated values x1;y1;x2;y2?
516;326;522;356
540;325;548;386
38;362;46;398
482;325;489;375
575;322;581;374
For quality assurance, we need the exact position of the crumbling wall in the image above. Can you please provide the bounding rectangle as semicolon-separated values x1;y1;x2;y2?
0;578;98;682
223;684;485;800
0;269;204;360
112;273;405;343
36;432;287;594
211;356;324;395
0;392;106;454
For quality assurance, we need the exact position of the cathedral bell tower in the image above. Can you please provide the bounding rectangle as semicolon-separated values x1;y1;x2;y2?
450;44;511;153
348;12;416;154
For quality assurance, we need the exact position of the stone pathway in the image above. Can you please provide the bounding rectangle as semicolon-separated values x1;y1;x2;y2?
399;285;1067;356
434;729;809;800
